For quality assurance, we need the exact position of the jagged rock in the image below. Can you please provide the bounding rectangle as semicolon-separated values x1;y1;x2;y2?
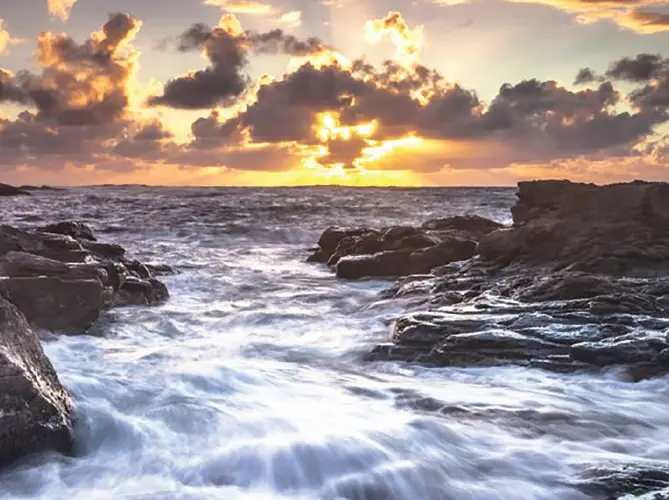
0;222;170;334
39;221;96;241
0;296;74;465
479;180;669;276
0;277;113;334
0;183;30;197
0;225;88;263
572;463;669;499
0;251;106;282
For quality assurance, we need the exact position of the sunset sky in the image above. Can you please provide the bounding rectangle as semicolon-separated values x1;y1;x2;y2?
1;0;669;186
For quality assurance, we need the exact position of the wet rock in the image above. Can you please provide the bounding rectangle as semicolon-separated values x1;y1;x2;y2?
333;239;476;280
0;183;30;197
39;221;96;241
573;463;669;499
0;225;88;263
309;215;502;280
0;251;106;282
80;240;126;260
307;227;377;263
144;263;175;277
0;222;170;334
422;215;504;237
479;180;669;276
0;296;74;466
115;277;169;306
0;277;113;334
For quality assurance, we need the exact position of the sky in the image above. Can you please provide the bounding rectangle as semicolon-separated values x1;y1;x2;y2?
1;0;669;186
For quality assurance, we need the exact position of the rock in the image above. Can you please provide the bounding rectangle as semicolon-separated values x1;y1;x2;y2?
308;227;377;263
0;277;113;334
145;263;175;276
0;183;30;197
115;277;169;306
479;180;669;276
336;250;414;279
80;240;126;260
0;296;74;466
0;225;88;263
39;221;96;241
422;215;504;237
573;464;669;499
0;251;106;282
0;222;170;334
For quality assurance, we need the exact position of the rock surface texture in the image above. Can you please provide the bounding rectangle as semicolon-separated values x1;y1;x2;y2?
311;180;669;381
307;215;502;279
0;295;74;466
0;220;171;466
0;222;170;334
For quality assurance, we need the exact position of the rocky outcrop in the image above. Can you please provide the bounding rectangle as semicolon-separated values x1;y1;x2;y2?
0;295;74;466
0;220;173;467
308;180;669;380
479;180;669;276
0;184;30;197
0;222;171;334
308;215;502;279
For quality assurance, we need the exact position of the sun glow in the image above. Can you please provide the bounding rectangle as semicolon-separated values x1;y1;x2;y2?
316;112;377;142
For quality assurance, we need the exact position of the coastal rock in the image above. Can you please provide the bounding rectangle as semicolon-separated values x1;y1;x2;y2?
335;238;477;279
309;215;499;279
0;222;169;334
573;463;669;499
0;183;30;197
421;215;504;238
0;277;113;334
39;221;96;241
0;296;74;465
115;277;169;306
479;180;669;276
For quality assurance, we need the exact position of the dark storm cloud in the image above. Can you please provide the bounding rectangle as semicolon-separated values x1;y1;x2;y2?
0;69;26;103
573;67;599;85
249;29;326;56
149;20;327;109
196;60;661;167
606;53;666;81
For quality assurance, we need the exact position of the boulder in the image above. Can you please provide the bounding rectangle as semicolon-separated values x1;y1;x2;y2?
115;277;169;306
39;221;96;241
334;238;477;279
0;222;170;334
0;277;113;334
0;296;74;465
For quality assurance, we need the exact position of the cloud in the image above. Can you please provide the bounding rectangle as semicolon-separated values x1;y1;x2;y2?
365;11;424;66
4;9;669;185
46;0;78;22
149;15;327;109
431;0;669;33
0;19;23;55
203;0;277;15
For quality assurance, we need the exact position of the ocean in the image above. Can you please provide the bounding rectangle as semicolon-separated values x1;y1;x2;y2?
1;186;667;499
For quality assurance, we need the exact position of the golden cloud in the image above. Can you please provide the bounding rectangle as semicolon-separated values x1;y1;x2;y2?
46;0;78;22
